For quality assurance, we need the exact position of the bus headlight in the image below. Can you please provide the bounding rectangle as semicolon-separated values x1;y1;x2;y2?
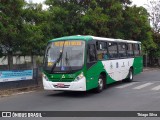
74;72;84;81
43;73;49;81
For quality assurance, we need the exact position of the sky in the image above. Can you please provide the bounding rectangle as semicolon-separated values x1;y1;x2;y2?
131;0;150;7
25;0;151;7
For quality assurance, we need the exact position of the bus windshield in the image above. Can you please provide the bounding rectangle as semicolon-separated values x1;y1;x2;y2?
43;40;85;73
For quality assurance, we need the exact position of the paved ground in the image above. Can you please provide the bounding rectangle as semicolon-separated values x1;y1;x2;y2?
0;69;160;120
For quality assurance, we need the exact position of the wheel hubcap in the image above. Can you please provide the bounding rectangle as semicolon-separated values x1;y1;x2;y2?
98;78;103;90
130;71;133;80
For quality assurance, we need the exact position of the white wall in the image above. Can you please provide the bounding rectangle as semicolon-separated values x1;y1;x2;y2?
0;56;32;65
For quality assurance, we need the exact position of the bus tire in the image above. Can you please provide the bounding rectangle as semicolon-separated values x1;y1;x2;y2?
126;68;133;82
95;75;104;93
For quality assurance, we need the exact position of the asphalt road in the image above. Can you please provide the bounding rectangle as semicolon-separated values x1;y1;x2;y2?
0;69;160;120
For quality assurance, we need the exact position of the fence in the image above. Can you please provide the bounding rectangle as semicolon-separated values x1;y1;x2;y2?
0;64;42;90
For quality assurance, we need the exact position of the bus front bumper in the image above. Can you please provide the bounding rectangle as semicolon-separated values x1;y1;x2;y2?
43;77;86;91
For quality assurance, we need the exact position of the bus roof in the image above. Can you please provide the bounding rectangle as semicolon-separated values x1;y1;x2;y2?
49;35;141;44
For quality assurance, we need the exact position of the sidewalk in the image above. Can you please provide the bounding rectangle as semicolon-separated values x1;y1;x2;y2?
143;67;160;72
0;85;43;98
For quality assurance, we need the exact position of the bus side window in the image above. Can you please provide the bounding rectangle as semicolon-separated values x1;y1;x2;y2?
118;43;127;58
127;43;134;57
134;44;140;56
97;41;108;60
108;42;118;59
88;44;97;62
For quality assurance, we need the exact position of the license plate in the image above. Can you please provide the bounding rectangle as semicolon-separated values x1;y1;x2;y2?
57;83;64;87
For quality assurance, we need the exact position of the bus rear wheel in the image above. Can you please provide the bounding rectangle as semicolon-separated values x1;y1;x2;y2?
126;68;133;82
95;75;105;93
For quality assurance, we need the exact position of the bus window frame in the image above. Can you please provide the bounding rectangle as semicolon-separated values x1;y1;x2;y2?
117;42;127;59
86;40;98;69
96;41;108;61
108;42;119;60
133;43;141;57
127;43;134;58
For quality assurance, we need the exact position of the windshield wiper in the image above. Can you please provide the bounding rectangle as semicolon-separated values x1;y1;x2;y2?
50;41;65;73
65;52;72;72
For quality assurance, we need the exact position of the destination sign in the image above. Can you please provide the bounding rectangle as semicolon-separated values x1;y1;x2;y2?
53;41;82;46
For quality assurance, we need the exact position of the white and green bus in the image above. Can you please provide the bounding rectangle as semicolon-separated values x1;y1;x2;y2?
42;35;143;92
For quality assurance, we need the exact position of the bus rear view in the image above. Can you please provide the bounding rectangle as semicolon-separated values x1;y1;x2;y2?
42;39;86;91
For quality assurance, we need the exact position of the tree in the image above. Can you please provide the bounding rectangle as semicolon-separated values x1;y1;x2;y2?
97;0;126;38
0;0;25;69
20;2;51;68
0;1;48;69
152;32;160;65
80;0;109;36
44;0;132;38
122;6;156;53
45;0;87;37
145;0;160;66
21;2;46;56
146;0;160;33
0;47;3;58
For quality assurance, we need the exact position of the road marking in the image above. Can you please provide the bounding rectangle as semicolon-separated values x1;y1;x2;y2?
116;82;137;88
151;85;160;91
133;83;154;89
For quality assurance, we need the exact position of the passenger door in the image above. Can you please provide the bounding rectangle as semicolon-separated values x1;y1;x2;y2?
86;43;98;90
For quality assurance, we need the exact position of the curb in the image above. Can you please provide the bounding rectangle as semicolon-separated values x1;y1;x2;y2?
0;85;43;98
